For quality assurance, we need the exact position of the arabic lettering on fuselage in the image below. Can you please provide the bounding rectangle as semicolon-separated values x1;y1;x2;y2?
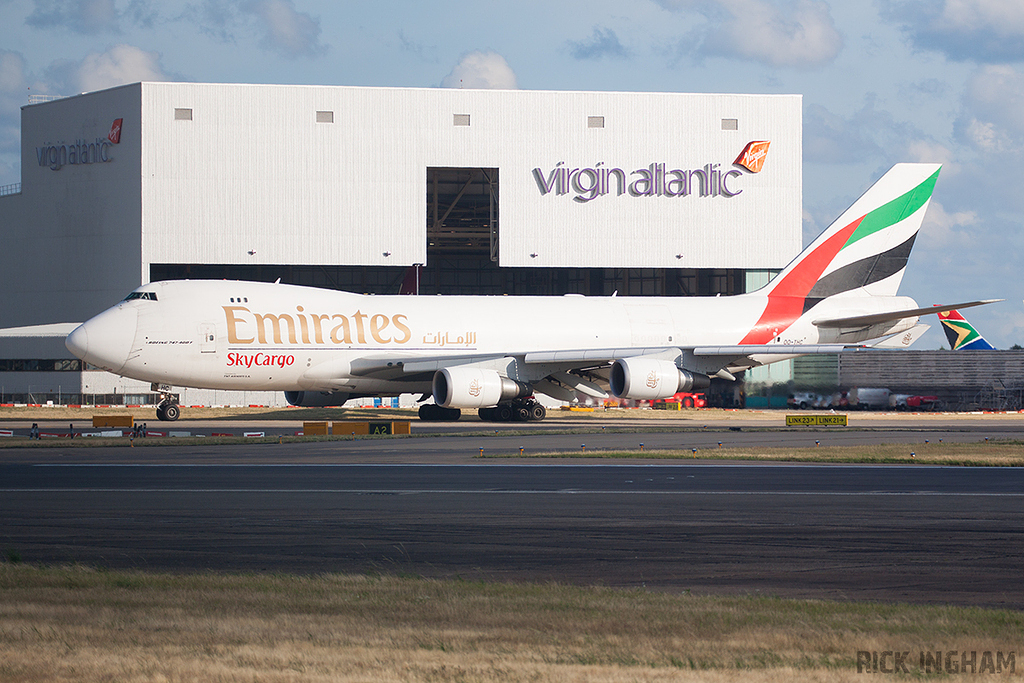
422;331;477;347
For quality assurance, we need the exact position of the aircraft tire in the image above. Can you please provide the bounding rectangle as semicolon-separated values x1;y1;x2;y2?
156;405;167;421
478;407;496;421
163;404;180;421
496;404;514;422
530;403;546;421
514;406;531;422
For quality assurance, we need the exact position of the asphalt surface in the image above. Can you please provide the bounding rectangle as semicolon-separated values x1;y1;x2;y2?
2;435;1023;608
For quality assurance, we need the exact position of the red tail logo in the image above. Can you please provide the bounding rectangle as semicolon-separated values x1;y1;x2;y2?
108;118;123;144
734;141;770;173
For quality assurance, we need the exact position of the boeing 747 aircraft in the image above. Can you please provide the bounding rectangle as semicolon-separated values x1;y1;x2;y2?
65;163;996;421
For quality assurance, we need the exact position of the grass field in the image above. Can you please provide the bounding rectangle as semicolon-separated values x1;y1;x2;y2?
491;441;1024;466
1;564;1021;682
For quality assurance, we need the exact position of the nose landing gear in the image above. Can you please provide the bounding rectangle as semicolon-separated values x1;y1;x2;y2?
152;383;181;421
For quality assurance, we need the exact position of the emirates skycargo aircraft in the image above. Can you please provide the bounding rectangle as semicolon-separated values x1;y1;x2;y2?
65;163;995;421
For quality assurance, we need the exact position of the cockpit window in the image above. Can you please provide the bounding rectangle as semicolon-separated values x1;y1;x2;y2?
124;291;158;301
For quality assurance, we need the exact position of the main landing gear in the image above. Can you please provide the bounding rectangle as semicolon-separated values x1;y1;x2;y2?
417;398;547;422
478;398;546;422
152;384;180;421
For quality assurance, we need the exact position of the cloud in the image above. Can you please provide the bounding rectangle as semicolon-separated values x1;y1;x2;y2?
26;0;120;34
177;0;325;57
441;51;518;89
179;0;238;43
46;44;171;94
567;27;631;60
954;65;1024;154
803;100;886;164
659;0;842;68
243;0;326;58
125;0;158;29
0;51;30;161
881;0;1024;62
919;199;979;249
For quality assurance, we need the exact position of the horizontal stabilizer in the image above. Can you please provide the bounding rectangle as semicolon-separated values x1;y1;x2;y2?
812;299;1001;329
869;323;930;348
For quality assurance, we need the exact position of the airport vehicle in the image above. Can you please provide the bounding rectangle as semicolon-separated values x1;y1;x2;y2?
890;393;941;410
849;387;891;410
787;392;824;409
64;163;996;422
938;309;996;350
652;392;707;409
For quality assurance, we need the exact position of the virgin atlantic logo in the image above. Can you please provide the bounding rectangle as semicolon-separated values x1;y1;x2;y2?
108;118;123;144
734;141;770;173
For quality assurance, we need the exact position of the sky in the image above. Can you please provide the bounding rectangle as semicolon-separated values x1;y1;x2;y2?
1;0;1023;348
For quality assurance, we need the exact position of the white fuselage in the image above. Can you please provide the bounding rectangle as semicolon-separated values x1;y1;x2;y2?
66;279;918;395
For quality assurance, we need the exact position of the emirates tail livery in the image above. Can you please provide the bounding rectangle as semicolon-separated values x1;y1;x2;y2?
65;163;996;422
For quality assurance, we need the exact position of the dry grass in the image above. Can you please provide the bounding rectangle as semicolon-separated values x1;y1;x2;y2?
499;441;1024;466
1;565;1021;682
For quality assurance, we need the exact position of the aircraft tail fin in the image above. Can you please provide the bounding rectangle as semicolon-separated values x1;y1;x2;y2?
938;309;996;350
741;163;940;344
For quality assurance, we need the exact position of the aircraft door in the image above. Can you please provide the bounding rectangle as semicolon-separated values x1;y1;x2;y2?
199;323;217;353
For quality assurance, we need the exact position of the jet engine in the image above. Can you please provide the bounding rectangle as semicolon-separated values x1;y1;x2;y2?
433;367;531;408
609;357;710;400
284;391;352;407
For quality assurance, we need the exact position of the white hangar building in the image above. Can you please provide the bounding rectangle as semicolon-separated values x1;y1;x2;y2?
0;82;802;406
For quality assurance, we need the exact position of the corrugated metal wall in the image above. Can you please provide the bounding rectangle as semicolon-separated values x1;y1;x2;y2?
139;84;802;271
837;350;1024;391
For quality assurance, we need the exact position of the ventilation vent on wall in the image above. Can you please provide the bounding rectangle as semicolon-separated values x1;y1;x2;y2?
453;114;471;126
587;116;605;128
174;108;192;121
316;110;334;123
721;118;738;130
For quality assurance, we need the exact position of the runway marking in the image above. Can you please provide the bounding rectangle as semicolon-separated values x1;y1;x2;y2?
4;488;1024;496
29;463;1024;471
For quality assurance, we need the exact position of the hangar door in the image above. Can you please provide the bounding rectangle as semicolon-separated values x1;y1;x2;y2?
427;168;498;261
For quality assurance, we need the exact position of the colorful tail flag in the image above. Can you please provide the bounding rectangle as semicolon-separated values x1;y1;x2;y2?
741;163;940;344
937;309;996;350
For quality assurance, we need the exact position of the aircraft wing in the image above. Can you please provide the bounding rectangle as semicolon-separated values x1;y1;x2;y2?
347;344;859;379
812;299;1001;329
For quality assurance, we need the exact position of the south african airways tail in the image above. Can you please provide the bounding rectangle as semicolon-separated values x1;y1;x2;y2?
938;309;997;350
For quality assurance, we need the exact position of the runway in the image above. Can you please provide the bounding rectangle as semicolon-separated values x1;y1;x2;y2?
2;456;1022;608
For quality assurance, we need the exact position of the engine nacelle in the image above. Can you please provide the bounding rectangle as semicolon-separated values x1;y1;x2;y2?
284;391;352;407
609;357;711;400
433;367;531;408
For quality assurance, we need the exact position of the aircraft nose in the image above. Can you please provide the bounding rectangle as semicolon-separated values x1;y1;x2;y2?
65;324;88;359
65;305;138;373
